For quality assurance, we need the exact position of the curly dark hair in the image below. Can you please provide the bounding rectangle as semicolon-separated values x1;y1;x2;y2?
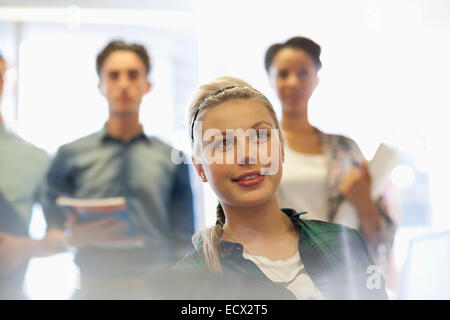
264;36;322;73
96;40;151;76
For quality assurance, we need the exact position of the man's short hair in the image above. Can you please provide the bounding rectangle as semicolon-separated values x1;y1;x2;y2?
96;40;151;76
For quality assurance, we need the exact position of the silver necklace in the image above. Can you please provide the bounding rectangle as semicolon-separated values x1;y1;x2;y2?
222;221;301;287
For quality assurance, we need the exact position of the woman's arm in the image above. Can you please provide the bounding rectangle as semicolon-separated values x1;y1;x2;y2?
339;161;384;247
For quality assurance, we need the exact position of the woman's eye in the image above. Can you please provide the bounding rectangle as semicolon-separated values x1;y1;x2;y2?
214;138;233;150
277;70;288;79
258;130;268;141
250;130;269;143
298;69;310;78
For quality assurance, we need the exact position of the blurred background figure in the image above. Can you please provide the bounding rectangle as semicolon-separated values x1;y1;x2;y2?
264;36;396;270
0;51;66;299
44;40;195;299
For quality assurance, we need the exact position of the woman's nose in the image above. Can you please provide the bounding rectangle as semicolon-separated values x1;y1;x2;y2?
286;73;300;87
236;137;258;165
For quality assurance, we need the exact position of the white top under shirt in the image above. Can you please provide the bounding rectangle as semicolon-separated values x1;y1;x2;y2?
243;251;324;300
278;146;329;222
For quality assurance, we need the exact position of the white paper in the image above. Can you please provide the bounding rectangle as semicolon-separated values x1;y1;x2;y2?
333;143;398;228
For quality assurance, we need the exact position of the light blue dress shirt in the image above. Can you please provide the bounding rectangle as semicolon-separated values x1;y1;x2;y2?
0;123;50;295
0;124;50;227
46;126;195;276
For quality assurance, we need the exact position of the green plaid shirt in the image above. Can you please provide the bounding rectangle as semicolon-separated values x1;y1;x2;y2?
175;208;388;300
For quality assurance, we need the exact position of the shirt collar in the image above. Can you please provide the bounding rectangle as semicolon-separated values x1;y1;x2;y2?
100;123;150;145
217;208;308;259
281;207;308;220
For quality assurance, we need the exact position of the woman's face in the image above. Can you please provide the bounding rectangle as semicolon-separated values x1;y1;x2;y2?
269;47;319;116
193;98;283;208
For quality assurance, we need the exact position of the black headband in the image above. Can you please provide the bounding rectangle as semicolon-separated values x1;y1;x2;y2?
189;85;272;143
190;86;244;142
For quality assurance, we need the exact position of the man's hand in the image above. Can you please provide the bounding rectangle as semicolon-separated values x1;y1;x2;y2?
0;232;29;276
65;213;130;249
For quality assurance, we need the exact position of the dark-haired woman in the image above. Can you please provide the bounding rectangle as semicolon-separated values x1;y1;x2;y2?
264;37;395;265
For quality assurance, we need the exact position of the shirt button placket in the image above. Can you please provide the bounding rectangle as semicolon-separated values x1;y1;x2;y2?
121;142;130;198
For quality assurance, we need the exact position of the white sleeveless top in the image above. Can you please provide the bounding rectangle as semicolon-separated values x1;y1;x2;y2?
243;251;324;300
278;146;329;221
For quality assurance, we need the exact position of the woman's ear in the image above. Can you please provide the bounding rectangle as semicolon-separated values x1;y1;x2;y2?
268;68;276;90
313;75;320;90
192;156;207;182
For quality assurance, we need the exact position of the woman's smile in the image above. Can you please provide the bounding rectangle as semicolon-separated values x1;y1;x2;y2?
232;170;266;187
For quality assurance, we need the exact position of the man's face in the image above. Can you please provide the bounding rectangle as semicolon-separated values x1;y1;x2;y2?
98;50;151;115
0;59;5;99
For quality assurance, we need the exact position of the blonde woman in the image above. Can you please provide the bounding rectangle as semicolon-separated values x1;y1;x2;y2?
175;76;387;300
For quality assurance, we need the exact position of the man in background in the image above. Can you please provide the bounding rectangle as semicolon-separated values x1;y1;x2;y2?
45;40;195;299
0;51;66;299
